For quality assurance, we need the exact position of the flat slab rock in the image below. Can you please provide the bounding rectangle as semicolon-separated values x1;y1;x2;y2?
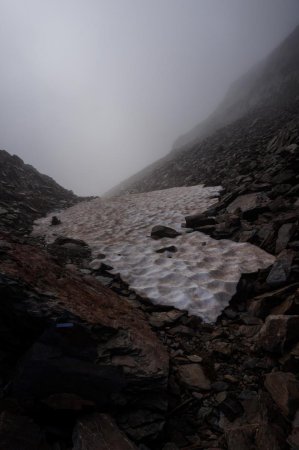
226;192;270;216
73;413;137;450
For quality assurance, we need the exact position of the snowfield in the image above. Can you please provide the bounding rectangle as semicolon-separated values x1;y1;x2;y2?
33;185;275;322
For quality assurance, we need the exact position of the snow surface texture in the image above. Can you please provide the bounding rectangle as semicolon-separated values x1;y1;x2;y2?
33;185;275;322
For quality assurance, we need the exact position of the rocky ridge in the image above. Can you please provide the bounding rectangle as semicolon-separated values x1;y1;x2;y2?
0;149;85;234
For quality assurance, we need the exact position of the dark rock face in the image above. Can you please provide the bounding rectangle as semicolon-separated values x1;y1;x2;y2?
0;149;84;233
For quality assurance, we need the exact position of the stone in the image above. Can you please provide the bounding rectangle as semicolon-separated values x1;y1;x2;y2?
264;372;299;417
224;393;287;450
177;364;211;391
156;245;177;253
48;236;91;261
275;223;297;254
148;310;185;328
89;258;103;270
226;192;270;220
150;225;181;239
212;341;232;356
266;250;294;286
219;396;244;421
257;315;299;354
248;283;299;318
185;213;216;228
51;215;61;226
73;413;137;449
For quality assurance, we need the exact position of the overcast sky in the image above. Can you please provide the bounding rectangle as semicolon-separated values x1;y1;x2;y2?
0;0;299;195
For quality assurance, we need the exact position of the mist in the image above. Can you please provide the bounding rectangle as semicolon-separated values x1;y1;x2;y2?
0;0;299;195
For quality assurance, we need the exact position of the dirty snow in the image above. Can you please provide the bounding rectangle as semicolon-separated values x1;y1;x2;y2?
33;185;275;322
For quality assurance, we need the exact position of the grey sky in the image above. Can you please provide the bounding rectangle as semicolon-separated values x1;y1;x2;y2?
0;0;299;195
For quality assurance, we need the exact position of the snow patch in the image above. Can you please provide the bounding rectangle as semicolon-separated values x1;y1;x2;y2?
33;185;275;322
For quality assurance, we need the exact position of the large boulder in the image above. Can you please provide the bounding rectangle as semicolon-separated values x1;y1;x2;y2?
264;372;299;417
256;315;299;354
226;192;270;220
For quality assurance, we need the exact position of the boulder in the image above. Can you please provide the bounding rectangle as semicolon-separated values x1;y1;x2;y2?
150;225;181;239
226;192;270;220
247;283;299;318
275;223;297;254
73;413;137;449
48;236;91;261
185;213;216;228
266;250;294;287
256;315;299;353
224;393;288;450
177;364;211;391
264;372;299;417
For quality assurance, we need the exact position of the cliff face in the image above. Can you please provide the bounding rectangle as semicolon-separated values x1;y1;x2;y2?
0;150;80;233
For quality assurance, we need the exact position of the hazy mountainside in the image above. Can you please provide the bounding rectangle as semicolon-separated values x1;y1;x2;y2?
174;24;299;151
0;149;82;233
108;25;299;197
1;23;299;450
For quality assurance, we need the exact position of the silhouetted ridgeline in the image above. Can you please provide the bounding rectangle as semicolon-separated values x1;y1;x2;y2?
0;149;88;233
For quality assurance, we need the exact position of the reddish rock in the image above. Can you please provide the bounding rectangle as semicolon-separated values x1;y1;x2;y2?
177;364;211;391
264;372;299;417
0;238;169;436
256;315;299;353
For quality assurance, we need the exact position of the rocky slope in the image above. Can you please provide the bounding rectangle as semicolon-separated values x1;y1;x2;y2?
0;26;299;450
174;23;299;151
0;149;82;234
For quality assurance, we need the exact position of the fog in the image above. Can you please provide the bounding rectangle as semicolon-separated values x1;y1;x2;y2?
0;0;299;195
